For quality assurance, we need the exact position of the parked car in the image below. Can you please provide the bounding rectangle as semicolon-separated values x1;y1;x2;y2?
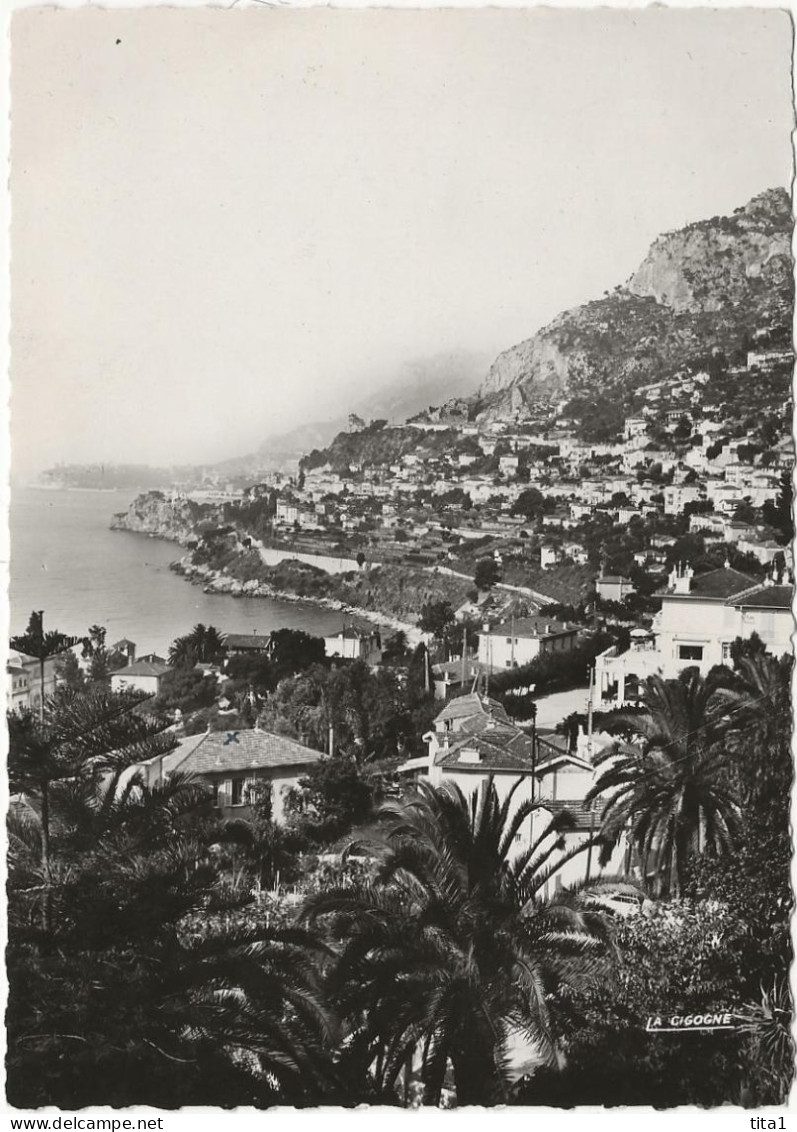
588;889;650;920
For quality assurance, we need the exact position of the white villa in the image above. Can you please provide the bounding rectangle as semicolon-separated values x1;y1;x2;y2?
595;564;793;706
324;626;379;662
110;655;170;696
397;694;629;895
477;617;579;670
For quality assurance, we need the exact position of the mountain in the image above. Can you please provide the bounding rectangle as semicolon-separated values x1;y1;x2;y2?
35;350;488;486
246;349;489;470
355;350;490;422
477;188;793;424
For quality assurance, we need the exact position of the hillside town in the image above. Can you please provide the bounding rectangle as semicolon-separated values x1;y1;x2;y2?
9;166;795;1110
104;317;794;704
9;316;794;1084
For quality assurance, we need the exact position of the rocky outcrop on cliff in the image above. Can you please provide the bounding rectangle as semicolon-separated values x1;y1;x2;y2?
477;187;792;423
627;188;792;313
110;492;216;545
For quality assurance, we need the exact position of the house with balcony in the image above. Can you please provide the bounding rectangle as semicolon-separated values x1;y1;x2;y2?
655;565;791;674
595;565;793;705
324;626;381;662
595;628;663;707
225;632;273;658
397;697;628;893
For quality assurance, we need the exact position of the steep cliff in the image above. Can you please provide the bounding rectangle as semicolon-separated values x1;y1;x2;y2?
627;188;792;312
478;187;792;423
110;493;218;544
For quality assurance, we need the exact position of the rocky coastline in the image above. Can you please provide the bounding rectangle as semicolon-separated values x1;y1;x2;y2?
170;557;424;645
110;490;470;645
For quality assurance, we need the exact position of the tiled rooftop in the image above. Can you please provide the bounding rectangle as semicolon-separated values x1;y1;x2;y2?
732;584;792;610
170;728;323;776
434;693;509;726
662;567;756;600
112;659;170;678
225;634;273;650
435;724;537;772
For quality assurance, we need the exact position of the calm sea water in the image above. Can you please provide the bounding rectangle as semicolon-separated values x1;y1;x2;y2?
9;488;356;655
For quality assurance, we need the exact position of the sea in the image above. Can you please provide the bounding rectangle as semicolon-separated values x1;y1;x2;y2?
8;487;361;655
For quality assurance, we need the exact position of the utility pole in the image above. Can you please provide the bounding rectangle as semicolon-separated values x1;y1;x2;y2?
530;708;537;803
586;664;595;761
36;610;45;723
461;625;467;688
585;663;596;882
585;803;596;883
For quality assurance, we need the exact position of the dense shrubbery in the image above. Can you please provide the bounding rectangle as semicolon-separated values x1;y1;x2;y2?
490;631;625;703
7;611;792;1107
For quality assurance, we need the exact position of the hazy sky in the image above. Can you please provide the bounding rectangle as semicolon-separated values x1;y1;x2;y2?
10;6;794;474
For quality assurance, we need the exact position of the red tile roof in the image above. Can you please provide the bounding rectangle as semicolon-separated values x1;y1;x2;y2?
435;723;536;772
434;693;509;726
170;728;323;777
111;659;170;678
662;567;756;600
732;584;792;610
225;633;272;651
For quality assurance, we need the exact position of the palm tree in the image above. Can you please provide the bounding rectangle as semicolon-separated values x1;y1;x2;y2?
11;610;82;720
301;778;618;1106
588;668;742;897
7;697;336;1107
169;622;227;667
712;652;792;804
8;686;177;930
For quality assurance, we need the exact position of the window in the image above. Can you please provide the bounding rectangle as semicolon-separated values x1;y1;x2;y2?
506;637;512;644
678;644;704;662
231;777;245;806
721;642;733;662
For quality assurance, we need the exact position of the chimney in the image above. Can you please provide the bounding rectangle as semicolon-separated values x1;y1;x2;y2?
672;562;693;595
